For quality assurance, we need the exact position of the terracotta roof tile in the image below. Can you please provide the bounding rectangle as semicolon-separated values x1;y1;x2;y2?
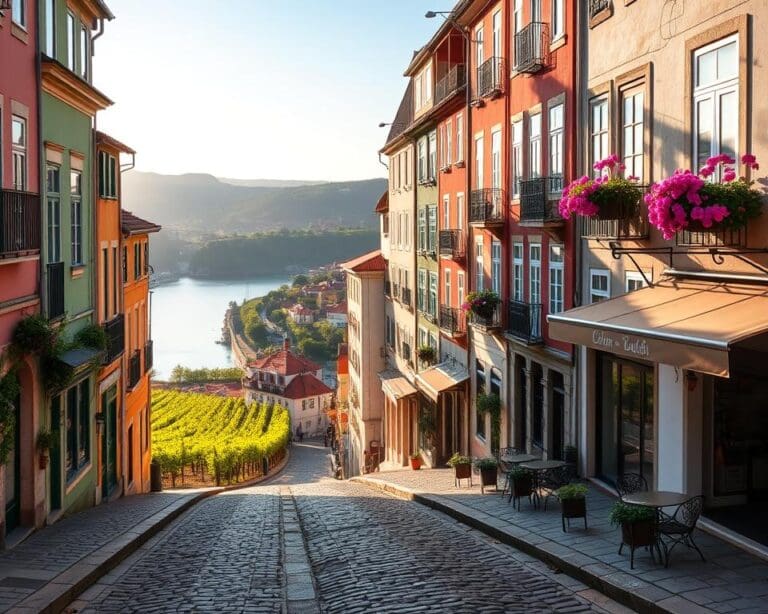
375;191;389;213
121;210;161;236
282;373;333;399
96;130;135;154
249;349;320;376
341;250;385;273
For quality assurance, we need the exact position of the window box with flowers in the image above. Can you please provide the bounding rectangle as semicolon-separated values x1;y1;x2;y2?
462;290;500;322
645;154;762;239
417;345;436;366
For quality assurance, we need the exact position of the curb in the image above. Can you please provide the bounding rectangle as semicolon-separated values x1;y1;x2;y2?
10;449;292;614
352;476;673;614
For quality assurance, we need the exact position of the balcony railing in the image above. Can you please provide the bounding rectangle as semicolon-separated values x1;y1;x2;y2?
102;314;125;364
438;229;465;259
47;262;65;319
128;350;141;390
439;305;466;336
435;63;467;105
469;302;502;331
401;287;413;309
590;0;611;19
514;22;550;73
580;186;649;239
470;189;505;225
476;56;504;99
1;189;40;258
247;380;285;395
519;177;564;225
144;339;153;373
507;300;543;344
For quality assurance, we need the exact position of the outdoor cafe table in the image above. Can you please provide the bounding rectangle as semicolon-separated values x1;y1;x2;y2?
500;453;538;465
621;491;692;565
519;460;568;508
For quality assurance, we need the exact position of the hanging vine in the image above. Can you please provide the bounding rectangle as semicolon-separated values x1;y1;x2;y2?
476;393;502;454
0;367;19;465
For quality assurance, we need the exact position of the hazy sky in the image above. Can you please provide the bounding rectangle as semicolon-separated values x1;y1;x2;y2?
93;1;449;182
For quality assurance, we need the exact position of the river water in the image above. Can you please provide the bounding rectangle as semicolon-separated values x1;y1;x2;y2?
150;276;290;380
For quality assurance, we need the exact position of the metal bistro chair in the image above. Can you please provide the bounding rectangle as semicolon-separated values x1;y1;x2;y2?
498;447;521;498
538;465;576;511
615;473;648;499
658;495;706;567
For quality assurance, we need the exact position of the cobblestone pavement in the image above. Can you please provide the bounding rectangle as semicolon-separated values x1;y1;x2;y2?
69;443;617;613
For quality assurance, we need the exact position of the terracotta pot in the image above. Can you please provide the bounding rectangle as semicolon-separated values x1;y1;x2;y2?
410;457;422;470
39;453;49;470
621;519;656;548
512;475;533;498
453;463;472;480
561;497;586;519
480;467;498;488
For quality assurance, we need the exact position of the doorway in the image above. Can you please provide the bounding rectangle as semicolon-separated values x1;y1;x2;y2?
101;384;118;499
4;393;21;533
551;371;565;461
49;396;61;512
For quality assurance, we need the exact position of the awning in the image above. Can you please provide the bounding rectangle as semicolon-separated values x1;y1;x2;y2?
548;278;768;377
378;369;417;401
416;360;469;402
59;347;102;370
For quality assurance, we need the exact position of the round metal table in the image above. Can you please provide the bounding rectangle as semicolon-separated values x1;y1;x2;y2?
519;459;567;471
500;453;538;465
621;491;691;508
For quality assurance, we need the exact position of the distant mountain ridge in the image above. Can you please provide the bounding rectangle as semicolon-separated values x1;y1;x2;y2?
121;171;385;233
217;178;329;188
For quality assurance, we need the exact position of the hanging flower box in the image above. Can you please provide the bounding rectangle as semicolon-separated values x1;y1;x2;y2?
645;154;763;240
461;290;500;321
559;155;643;221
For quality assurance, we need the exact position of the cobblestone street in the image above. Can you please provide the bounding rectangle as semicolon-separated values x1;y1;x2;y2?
67;442;614;613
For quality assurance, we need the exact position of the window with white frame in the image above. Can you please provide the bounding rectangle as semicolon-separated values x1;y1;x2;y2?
70;171;83;265
428;205;437;251
425;63;433;103
491;128;502;191
456;114;464;162
529;113;541;178
514;0;523;34
67;12;76;71
529;243;542;335
12;0;26;27
439;124;447;169
443;195;450;230
549;103;564;191
492;10;502;59
457;193;464;230
446;120;453;166
418;208;426;251
417;137;427;182
475;134;484;189
512;243;523;302
11;116;26;191
491;240;501;294
415;73;422;111
552;0;564;40
475;237;484;291
693;35;739;179
625;271;649;292
590;97;609;175
622;86;644;182
458;271;465;306
405;148;411;187
47;165;61;263
428;130;437;181
590;269;610;302
45;0;55;56
418;269;427;311
80;25;90;80
444;269;451;307
475;26;484;68
548;244;564;314
429;271;438;316
511;120;522;198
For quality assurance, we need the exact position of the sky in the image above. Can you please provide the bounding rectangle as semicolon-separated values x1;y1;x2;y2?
93;0;451;182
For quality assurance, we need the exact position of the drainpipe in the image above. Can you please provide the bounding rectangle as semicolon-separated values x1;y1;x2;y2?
91;17;105;48
462;24;473;458
377;152;388;171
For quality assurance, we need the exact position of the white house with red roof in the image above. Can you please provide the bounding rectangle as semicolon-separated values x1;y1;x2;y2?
288;303;315;324
243;339;333;436
324;301;348;328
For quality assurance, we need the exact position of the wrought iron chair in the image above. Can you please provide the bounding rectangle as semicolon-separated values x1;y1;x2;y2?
499;447;521;497
658;495;705;567
538;465;576;511
615;473;648;499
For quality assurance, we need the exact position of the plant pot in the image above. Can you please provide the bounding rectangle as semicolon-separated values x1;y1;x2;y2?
480;467;498;491
511;475;534;498
472;306;496;321
39;453;49;470
621;519;656;548
453;462;472;480
595;198;626;221
561;497;586;519
410;457;422;470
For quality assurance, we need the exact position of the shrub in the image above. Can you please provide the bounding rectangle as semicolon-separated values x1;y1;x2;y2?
609;502;656;526
556;483;588;500
473;457;499;470
447;452;471;467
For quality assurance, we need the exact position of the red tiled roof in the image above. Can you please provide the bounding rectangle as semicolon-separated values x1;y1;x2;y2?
325;302;347;314
249;349;320;376
121;211;161;236
375;191;388;213
96;130;135;154
282;373;333;399
341;250;385;273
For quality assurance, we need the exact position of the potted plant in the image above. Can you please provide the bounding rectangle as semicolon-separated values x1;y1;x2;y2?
559;154;643;221
610;501;657;569
476;393;502;453
474;457;498;493
461;290;500;322
645;153;762;239
447;452;472;486
409;453;422;470
417;345;436;365
556;483;588;532
508;466;535;510
36;429;56;470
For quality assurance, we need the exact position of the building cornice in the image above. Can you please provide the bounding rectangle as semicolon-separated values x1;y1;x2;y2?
41;57;113;117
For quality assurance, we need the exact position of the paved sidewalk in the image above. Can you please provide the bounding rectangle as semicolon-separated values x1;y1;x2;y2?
355;468;768;614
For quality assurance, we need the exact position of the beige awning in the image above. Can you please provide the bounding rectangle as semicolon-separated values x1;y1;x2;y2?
547;278;768;377
378;369;417;401
416;361;469;402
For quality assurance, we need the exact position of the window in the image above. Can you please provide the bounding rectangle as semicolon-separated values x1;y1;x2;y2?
511;120;522;198
127;424;134;484
590;98;609;174
122;246;128;282
134;242;141;280
417;137;427;182
529;113;541;178
415;77;422;113
80;26;89;80
11;0;25;28
442;195;450;230
446;120;452;166
514;0;523;34
99;152;117;198
475;236;484;291
491;128;502;191
512;243;523;302
549;244;564;314
439;124;447;169
693;35;738;180
45;0;55;56
531;0;542;21
457;193;464;231
475;360;486;439
64;378;90;482
475;26;484;68
102;247;109;318
491;240;501;294
427;205;437;252
405;148;411;187
46;165;61;263
590;269;610;302
530;244;542;336
456;114;464;162
458;271;465;306
425;64;432;103
492;10;502;59
11;116;26;191
67;13;76;71
386;315;395;347
70;171;83;265
625;271;649;292
428;130;437;181
428;271;438;317
621;87;644;182
475;134;484;189
552;0;564;39
418;208;426;251
549;103;564;190
144;242;149;276
444;269;451;307
418;269;427;312
112;246;118;314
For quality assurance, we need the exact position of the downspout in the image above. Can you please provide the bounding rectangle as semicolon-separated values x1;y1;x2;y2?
462;25;473;458
377;152;388;170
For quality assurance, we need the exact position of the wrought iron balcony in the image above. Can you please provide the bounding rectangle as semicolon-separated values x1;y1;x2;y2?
1;189;40;259
47;261;65;319
590;0;611;19
506;300;543;344
469;189;505;225
438;230;465;260
514;22;550;74
435;64;467;105
102;314;125;364
469;302;502;331
580;186;649;239
476;57;504;99
400;287;413;309
519;177;565;226
439;305;466;336
144;339;153;373
128;350;141;390
247;379;285;395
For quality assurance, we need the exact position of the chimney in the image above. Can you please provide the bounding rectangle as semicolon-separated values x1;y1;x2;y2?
283;337;290;350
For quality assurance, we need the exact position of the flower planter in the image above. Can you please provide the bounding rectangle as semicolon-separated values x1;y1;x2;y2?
595;198;625;220
410;457;422;470
621;519;656;547
453;462;472;481
560;498;587;532
472;307;496;321
511;475;533;499
479;467;498;493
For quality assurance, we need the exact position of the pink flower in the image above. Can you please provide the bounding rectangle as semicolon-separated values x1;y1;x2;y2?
698;166;714;178
742;153;757;165
723;168;736;182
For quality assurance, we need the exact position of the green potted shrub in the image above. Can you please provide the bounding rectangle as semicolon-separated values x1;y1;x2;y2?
508;465;534;509
409;452;422;470
610;501;657;569
474;457;498;493
461;290;500;322
36;429;56;470
556;483;588;531
447;452;472;486
417;345;436;365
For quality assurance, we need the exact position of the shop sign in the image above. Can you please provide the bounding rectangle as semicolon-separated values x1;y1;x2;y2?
592;329;650;358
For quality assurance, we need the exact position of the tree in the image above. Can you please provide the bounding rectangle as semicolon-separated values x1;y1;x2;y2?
298;338;327;362
246;322;269;346
292;274;309;287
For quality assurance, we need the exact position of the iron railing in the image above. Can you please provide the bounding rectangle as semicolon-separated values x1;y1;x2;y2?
676;226;747;248
469;302;502;330
507;300;543;344
590;0;611;19
128;350;141;389
401;286;413;308
470;189;505;224
519;177;564;224
438;229;465;259
514;22;549;73
439;305;466;335
581;186;649;239
435;64;467;104
144;339;153;373
102;314;125;364
0;189;40;257
476;56;504;99
47;261;65;319
248;380;284;395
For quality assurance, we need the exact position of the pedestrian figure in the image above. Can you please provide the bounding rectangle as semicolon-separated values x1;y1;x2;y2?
296;424;303;443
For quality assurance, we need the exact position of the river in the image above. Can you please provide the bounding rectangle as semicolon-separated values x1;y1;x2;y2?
150;276;290;380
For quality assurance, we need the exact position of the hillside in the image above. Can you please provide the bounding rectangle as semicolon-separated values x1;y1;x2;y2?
121;171;384;233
